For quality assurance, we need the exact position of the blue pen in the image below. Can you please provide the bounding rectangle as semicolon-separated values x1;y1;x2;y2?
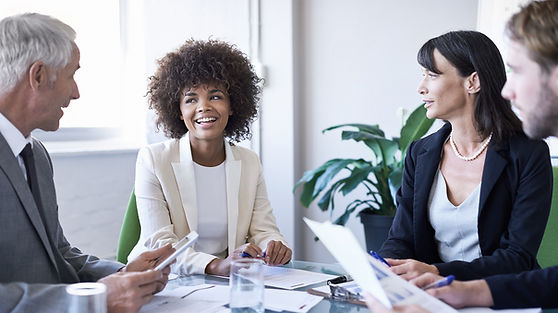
369;250;391;267
241;251;267;258
422;275;455;290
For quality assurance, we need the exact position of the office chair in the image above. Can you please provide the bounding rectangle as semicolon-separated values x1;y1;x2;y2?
116;188;141;264
537;167;558;268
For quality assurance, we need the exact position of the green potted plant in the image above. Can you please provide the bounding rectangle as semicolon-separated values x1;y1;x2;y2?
294;104;434;251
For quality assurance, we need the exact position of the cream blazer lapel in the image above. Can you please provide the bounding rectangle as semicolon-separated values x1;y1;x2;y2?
171;136;242;254
172;137;198;232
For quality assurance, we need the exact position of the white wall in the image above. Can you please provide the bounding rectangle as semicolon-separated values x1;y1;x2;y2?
54;150;137;259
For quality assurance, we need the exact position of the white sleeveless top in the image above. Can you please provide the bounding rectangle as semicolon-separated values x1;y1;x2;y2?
193;161;228;258
428;167;482;262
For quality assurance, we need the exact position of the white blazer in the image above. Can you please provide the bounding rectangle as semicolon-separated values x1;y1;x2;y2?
129;136;287;275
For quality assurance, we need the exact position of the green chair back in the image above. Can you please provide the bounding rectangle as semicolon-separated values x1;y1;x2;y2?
116;189;141;264
537;166;558;268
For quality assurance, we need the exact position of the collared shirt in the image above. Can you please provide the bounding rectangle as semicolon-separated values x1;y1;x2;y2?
0;112;32;180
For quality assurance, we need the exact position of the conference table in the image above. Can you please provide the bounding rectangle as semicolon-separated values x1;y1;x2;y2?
166;260;553;313
166;260;366;313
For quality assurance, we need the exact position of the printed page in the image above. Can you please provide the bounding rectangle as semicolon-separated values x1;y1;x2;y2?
304;217;458;312
153;284;323;313
262;265;337;289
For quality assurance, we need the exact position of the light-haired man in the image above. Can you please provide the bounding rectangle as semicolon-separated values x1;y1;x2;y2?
0;13;173;313
367;0;558;311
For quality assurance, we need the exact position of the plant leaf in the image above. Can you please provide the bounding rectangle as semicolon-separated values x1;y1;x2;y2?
317;180;343;212
333;210;353;226
313;159;357;198
389;167;403;190
340;130;398;165
338;162;374;196
323;123;384;137
294;159;342;207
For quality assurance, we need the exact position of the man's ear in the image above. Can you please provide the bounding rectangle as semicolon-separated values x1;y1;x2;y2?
465;72;481;94
28;61;46;91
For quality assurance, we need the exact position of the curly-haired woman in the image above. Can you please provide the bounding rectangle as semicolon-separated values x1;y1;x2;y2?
128;39;292;276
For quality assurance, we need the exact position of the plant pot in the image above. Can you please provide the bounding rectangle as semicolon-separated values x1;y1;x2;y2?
360;212;394;252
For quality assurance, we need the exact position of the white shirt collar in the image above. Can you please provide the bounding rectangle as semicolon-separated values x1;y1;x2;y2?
0;112;32;157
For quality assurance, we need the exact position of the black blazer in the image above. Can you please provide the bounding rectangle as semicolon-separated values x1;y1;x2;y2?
379;123;552;280
486;266;558;309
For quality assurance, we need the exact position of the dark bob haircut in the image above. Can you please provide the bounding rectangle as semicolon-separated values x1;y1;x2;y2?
148;39;262;142
417;30;522;143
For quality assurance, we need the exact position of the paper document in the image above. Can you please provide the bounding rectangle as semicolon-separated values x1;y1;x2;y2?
264;287;323;313
139;284;227;313
262;265;336;289
151;284;323;313
304;217;458;312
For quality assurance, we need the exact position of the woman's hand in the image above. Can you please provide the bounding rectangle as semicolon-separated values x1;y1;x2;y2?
204;243;262;276
386;258;439;280
264;240;292;266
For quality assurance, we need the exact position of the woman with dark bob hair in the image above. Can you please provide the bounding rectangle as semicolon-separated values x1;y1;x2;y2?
128;39;291;276
378;31;552;281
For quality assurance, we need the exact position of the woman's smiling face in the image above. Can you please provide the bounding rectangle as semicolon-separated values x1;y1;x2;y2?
180;84;231;144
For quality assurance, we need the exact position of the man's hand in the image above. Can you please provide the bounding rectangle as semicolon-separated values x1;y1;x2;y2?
121;244;174;294
411;273;494;308
122;244;174;272
99;270;164;313
264;240;291;266
386;258;439;280
364;293;431;313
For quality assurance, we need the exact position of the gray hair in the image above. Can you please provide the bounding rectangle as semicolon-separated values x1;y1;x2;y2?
0;13;76;95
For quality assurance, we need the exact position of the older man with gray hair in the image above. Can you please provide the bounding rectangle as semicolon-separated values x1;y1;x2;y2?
0;13;174;313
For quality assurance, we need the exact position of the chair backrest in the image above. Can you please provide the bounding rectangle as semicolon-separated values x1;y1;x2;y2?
537;166;558;268
116;189;141;264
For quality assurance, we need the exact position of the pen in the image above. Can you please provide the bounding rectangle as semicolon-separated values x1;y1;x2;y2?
369;250;391;267
422;275;455;290
241;251;267;258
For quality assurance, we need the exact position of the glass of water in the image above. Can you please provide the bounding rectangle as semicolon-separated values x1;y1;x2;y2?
229;258;265;313
66;282;107;313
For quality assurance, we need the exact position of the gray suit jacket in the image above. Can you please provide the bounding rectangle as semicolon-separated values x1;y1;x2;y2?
0;134;123;312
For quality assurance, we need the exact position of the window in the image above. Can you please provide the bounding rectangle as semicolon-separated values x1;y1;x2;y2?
2;0;259;152
1;0;129;128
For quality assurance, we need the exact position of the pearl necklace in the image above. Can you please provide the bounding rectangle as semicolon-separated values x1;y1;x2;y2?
449;131;493;161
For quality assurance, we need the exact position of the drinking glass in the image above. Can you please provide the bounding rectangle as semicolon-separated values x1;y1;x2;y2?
229;258;265;313
66;282;107;313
